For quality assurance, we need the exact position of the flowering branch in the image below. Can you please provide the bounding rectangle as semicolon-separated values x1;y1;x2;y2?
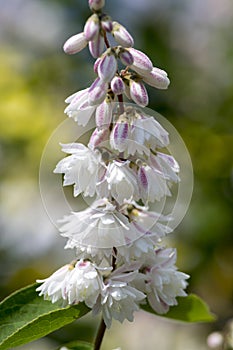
36;0;189;348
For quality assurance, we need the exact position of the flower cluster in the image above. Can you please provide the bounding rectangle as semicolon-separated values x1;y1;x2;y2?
37;0;189;330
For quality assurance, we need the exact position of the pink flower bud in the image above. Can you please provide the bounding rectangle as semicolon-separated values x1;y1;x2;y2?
84;14;99;41
95;98;113;128
110;76;125;95
89;0;105;11
94;57;101;73
88;127;110;149
138;166;148;190
118;49;134;66
142;67;170;89
89;33;105;58
63;32;88;55
128;48;153;74
88;78;108;105
129;80;149;107
112;21;134;48
110;120;129;152
98;52;117;82
101;15;113;32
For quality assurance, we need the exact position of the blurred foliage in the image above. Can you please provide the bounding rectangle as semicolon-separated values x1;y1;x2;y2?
0;0;233;349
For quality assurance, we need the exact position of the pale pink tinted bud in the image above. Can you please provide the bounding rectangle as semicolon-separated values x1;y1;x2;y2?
84;14;99;41
128;48;153;74
89;33;105;58
88;78;108;105
112;21;134;48
110;120;129;152
138;167;148;191
89;0;105;11
111;76;125;95
94;57;101;73
95;98;113;128
142;67;170;89
98;53;117;82
63;32;88;55
118;49;134;66
89;127;110;149
129;80;149;107
101;15;113;32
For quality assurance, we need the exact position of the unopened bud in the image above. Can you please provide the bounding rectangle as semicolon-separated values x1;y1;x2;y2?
89;33;105;58
143;67;170;89
94;57;101;73
138;167;148;191
89;0;105;11
128;48;153;74
110;120;129;152
112;21;134;48
84;14;99;41
88;127;110;149
101;15;113;32
63;32;88;55
118;48;134;66
129;80;149;107
111;76;125;95
98;52;117;82
95;97;113;128
88;78;108;105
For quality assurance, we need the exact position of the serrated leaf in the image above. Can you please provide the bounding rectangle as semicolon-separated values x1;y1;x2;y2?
58;340;93;350
0;284;90;350
141;294;216;323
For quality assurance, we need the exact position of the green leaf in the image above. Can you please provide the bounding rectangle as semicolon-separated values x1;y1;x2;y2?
0;284;90;350
57;341;93;350
141;294;216;323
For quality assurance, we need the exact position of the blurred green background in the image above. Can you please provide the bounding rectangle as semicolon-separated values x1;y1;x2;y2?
0;0;233;349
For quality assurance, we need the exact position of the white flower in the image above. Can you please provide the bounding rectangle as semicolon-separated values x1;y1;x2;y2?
143;248;189;314
97;160;139;204
59;198;144;250
75;244;113;265
137;164;169;203
117;235;158;264
136;151;179;203
127;202;172;241
36;264;73;304
110;107;169;156
54;143;102;197
149;152;180;183
66;260;102;307
64;88;96;126
93;266;145;328
136;151;180;203
132;114;169;150
64;82;112;126
37;260;103;308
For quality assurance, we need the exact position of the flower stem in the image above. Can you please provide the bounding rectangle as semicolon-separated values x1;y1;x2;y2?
94;317;106;350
